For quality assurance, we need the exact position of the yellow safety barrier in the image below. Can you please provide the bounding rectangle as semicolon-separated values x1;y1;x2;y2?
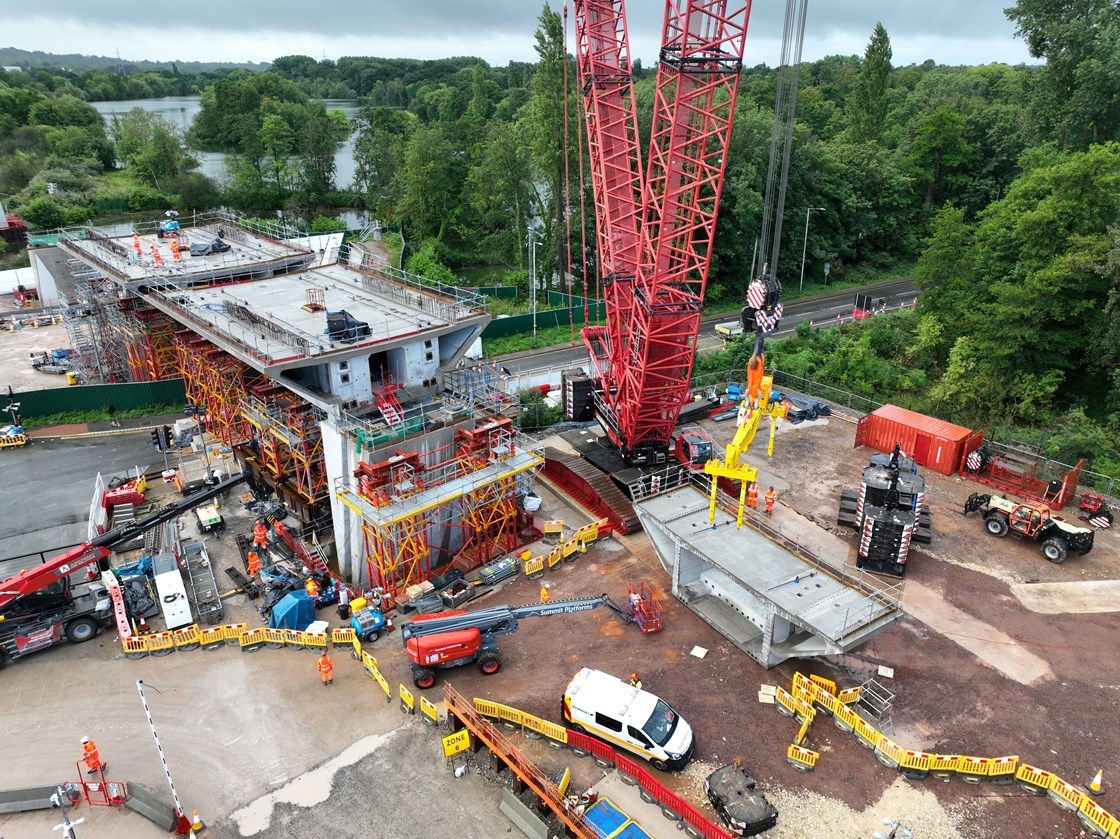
419;696;440;726
774;686;814;722
790;671;815;700
810;689;839;718
1047;776;1086;813
787;744;819;772
795;718;811;746
542;520;565;538
559;766;571;797
874;736;904;770
147;631;174;657
399;684;415;715
122;635;149;659
929;754;959;781
264;628;289;649
522;714;569;745
523;555;546;578
332;627;356;648
239;626;268;652
831;702;859;734
899;750;933;780
837;686;861;705
1015;762;1055;795
1078;796;1118;838
172;624;200;650
562;538;578;558
956;755;991;784
198;626;225;650
547;546;563;571
223;623;248;644
851;714;881;751
369;662;391;701
809;674;837;695
988;755;1019;785
361;651;378;679
473;698;525;730
302;632;328;650
576;521;600;542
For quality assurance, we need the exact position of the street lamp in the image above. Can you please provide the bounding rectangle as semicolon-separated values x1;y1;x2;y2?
526;228;539;343
799;207;826;294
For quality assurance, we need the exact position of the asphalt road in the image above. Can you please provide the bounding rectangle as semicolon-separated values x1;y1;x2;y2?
495;277;918;389
0;431;162;567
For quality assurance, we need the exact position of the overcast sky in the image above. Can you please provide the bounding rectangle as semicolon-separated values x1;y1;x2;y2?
7;1;1034;69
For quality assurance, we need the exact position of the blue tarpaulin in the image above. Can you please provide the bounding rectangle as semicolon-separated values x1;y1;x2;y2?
268;590;316;631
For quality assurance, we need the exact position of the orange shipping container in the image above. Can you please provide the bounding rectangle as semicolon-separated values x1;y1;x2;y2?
856;405;972;475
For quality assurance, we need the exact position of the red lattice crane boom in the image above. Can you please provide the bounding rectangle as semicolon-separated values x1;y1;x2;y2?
576;0;752;464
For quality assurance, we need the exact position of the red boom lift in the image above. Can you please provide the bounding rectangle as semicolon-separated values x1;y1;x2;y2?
574;0;752;465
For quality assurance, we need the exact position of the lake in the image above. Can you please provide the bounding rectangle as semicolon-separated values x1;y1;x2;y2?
91;96;363;193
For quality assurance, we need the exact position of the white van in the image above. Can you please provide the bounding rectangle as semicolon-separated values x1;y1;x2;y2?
561;667;695;770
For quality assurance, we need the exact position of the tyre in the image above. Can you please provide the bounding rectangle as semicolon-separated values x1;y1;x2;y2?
361;629;380;643
985;515;1009;537
651;758;669;771
570;722;586;733
66;616;99;643
414;668;436;689
1041;538;1067;564
478;653;501;675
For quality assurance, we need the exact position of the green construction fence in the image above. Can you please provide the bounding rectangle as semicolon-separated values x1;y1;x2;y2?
13;379;187;419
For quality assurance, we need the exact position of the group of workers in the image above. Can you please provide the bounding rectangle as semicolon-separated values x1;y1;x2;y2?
746;483;778;514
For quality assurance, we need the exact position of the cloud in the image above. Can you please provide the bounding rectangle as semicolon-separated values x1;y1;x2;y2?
5;1;1033;68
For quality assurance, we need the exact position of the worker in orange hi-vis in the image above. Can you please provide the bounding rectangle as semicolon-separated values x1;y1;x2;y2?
306;577;319;600
272;519;287;542
247;551;261;577
81;736;106;774
317;651;334;686
765;486;777;515
252;519;268;549
747;482;759;509
539;583;551;604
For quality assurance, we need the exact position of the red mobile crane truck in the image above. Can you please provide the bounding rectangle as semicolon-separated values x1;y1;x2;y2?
0;475;245;668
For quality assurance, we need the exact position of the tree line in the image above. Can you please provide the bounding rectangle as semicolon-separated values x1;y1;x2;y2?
0;1;1117;464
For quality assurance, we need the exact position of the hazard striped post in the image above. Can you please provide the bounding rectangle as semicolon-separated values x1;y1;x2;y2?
136;679;193;836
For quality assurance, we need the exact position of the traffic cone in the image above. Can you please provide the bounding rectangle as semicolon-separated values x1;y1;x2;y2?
191;808;206;832
386;615;395;632
1087;769;1104;796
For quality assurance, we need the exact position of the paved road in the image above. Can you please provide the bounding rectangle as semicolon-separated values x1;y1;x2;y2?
495;277;918;389
0;431;163;566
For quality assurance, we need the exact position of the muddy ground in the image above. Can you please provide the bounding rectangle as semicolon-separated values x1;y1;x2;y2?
445;412;1120;839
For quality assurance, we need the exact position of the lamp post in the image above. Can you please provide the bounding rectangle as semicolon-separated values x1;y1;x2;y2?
526;228;539;343
799;207;826;294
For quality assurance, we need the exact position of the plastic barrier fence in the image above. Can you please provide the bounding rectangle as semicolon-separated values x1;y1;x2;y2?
419;696;440;726
172;625;200;650
521;518;612;578
779;673;1120;835
399;684;415;715
147;631;174;656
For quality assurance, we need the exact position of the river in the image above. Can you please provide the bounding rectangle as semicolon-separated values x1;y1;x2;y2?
90;96;363;197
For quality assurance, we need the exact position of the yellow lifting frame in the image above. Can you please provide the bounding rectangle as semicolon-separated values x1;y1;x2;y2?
703;346;787;527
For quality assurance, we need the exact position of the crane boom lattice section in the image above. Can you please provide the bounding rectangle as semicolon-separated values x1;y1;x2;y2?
577;0;751;463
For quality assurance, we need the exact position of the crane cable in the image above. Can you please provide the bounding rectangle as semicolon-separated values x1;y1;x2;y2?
754;0;810;282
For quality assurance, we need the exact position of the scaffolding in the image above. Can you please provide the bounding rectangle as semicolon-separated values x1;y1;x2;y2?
174;334;257;448
337;417;543;597
241;386;328;503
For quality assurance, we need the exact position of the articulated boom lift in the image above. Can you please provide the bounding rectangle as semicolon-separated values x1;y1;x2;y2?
575;0;752;465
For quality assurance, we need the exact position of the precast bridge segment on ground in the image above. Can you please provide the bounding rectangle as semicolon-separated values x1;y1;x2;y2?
632;474;904;668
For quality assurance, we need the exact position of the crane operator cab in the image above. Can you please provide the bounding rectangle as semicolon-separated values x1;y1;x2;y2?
562;667;695;770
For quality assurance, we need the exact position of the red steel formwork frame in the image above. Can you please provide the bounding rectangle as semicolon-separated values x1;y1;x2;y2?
577;0;751;463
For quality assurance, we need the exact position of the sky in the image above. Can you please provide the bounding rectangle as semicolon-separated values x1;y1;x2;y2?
6;1;1035;69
